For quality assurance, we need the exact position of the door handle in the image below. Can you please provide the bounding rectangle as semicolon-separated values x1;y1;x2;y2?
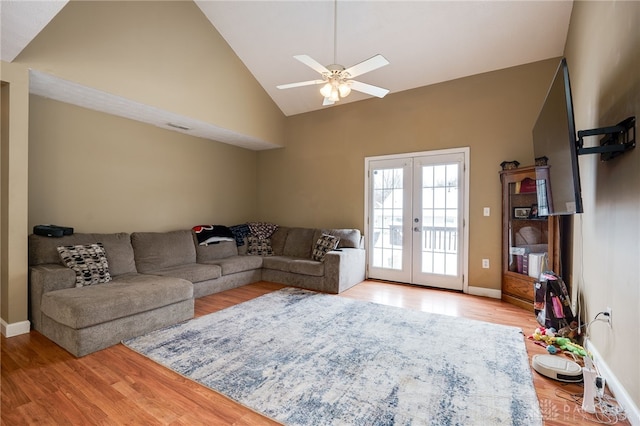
414;227;421;232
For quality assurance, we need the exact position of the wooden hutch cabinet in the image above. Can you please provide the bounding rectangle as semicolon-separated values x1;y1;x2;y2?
500;166;561;310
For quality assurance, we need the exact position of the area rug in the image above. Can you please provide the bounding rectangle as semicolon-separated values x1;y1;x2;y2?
123;288;542;425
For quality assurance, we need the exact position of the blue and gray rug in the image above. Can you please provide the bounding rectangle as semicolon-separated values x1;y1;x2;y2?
123;287;542;425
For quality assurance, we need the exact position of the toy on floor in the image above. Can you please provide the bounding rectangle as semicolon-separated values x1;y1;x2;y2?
528;326;588;357
530;326;556;345
555;337;588;357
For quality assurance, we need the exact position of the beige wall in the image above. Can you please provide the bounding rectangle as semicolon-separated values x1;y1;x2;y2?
0;61;30;330
15;0;285;147
564;0;640;410
1;82;7;321
258;59;560;290
28;96;259;233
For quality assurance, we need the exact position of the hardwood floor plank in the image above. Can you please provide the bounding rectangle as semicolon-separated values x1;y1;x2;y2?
0;372;30;412
1;280;629;425
10;401;54;426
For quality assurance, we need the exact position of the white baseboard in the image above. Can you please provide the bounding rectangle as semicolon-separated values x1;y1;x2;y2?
467;286;501;299
1;319;31;337
585;339;640;425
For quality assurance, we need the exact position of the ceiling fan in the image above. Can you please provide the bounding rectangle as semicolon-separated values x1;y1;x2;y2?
276;0;390;106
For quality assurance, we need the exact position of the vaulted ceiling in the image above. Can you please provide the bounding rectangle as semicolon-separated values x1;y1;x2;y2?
1;1;573;145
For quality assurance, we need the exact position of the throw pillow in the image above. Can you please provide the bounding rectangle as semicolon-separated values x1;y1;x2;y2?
312;234;340;261
57;243;112;287
247;236;274;256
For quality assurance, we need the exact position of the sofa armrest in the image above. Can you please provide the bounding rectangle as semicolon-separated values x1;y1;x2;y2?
323;248;366;293
30;264;76;331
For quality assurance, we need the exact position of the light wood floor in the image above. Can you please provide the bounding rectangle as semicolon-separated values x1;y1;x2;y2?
1;281;629;425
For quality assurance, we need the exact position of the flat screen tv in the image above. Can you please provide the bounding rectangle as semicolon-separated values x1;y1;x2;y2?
533;58;583;215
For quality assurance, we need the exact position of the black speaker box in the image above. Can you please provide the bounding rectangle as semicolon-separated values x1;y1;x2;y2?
33;224;74;238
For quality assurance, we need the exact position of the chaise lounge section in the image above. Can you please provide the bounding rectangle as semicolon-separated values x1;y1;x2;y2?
29;232;194;357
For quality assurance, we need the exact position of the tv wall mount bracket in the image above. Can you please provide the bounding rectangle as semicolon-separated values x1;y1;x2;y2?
577;116;636;161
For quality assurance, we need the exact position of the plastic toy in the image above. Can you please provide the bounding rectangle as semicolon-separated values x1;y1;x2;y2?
529;327;589;358
554;337;588;357
530;327;557;345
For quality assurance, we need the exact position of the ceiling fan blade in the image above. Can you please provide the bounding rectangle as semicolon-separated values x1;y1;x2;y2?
322;97;335;106
349;80;390;98
344;54;389;78
277;80;325;90
294;55;330;75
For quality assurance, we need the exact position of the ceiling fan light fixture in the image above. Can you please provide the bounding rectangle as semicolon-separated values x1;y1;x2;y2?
338;82;351;97
320;82;333;98
329;86;340;102
277;0;389;106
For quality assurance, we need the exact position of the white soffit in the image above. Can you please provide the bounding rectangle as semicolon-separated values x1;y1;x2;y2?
29;70;279;151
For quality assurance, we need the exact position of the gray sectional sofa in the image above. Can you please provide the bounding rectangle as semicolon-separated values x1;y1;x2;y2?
28;226;365;356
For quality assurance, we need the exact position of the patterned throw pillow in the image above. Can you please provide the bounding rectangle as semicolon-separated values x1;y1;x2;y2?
57;243;112;287
247;236;274;256
312;234;340;261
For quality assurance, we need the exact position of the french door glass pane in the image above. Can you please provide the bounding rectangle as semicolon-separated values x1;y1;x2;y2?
420;164;459;276
372;168;404;270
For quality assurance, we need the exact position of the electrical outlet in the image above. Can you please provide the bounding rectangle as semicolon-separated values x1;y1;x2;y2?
482;259;490;269
605;307;612;328
483;207;490;216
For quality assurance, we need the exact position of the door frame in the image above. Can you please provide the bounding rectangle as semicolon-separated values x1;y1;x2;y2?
364;147;470;293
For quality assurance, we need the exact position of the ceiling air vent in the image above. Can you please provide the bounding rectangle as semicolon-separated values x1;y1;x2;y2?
167;122;191;131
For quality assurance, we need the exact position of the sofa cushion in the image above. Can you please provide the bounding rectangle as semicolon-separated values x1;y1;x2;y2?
288;259;325;277
131;230;196;273
269;227;289;255
150;263;222;283
57;243;112;287
201;255;263;275
41;274;193;329
311;234;339;261
282;228;315;258
262;256;293;273
194;236;238;262
29;233;137;276
262;256;324;277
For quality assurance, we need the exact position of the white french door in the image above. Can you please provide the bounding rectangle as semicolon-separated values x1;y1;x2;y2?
365;149;468;291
